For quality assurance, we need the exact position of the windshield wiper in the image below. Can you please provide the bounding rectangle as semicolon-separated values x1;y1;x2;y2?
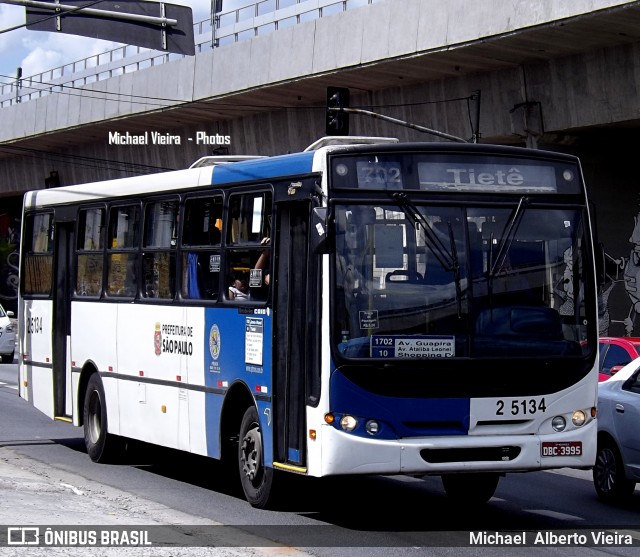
489;196;530;278
392;192;455;271
392;192;463;317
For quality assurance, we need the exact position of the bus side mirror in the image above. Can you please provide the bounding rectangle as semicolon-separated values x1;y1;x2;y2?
311;207;330;254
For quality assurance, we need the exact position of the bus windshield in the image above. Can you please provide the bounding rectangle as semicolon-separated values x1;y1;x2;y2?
333;200;590;361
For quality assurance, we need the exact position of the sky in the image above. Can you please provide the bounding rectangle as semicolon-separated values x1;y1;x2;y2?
0;1;247;83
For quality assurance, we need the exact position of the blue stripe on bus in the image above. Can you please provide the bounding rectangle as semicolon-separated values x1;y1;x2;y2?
330;370;470;437
211;151;315;185
203;307;274;461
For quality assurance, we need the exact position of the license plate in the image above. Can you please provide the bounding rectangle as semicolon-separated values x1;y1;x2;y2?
541;441;582;457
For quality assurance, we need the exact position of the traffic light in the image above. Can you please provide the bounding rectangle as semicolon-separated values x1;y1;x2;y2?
326;86;350;136
44;171;60;189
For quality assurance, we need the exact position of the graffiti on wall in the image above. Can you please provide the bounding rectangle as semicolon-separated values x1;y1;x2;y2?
597;209;640;337
0;210;20;313
548;205;640;339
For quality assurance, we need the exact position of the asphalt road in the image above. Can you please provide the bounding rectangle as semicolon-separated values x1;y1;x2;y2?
0;362;639;557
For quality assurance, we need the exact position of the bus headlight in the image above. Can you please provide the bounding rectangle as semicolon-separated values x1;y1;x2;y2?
551;416;566;432
340;415;358;432
365;420;380;435
572;410;586;427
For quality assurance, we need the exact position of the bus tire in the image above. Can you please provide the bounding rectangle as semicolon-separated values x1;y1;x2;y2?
441;473;499;504
83;373;121;463
593;439;635;503
238;405;274;508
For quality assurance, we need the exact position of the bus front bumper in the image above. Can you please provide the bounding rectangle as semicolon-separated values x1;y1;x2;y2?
317;420;597;477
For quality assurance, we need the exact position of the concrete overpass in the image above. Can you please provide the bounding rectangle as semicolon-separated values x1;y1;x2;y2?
1;0;640;334
2;0;640;186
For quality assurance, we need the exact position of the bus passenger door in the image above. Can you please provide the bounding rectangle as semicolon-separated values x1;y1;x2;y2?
52;218;74;419
273;200;317;469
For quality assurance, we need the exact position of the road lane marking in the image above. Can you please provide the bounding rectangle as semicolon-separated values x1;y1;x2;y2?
525;509;585;521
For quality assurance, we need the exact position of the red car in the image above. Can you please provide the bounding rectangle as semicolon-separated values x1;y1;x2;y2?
598;337;640;381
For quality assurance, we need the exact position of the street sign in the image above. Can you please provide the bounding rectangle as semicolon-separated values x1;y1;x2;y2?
24;0;195;55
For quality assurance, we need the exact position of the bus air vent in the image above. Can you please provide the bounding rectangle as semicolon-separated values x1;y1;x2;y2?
420;446;521;463
476;420;530;427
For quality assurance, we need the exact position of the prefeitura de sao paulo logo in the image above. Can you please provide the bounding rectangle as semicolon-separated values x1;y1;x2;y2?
154;322;162;356
209;324;220;360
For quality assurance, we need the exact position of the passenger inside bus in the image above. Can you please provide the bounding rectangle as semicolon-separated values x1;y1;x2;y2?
254;237;271;287
228;275;249;300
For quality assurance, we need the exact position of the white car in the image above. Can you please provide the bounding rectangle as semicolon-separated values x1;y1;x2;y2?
0;304;16;363
592;358;640;502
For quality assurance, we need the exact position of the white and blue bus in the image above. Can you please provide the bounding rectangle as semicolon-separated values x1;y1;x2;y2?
18;137;600;507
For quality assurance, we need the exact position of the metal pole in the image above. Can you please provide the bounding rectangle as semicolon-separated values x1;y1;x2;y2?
15;67;22;104
160;2;167;51
211;0;222;48
330;107;468;143
472;89;481;143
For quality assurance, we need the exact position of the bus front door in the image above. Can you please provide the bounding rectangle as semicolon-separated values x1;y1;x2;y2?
273;200;318;470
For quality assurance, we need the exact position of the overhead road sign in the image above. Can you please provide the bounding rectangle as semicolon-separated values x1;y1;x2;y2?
13;0;195;55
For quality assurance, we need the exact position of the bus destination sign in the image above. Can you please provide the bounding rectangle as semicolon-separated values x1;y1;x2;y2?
344;157;570;192
418;162;558;192
371;335;455;358
356;161;403;189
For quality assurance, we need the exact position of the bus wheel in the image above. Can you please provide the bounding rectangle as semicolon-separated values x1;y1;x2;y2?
83;373;121;463
593;440;635;502
238;406;274;508
441;473;499;504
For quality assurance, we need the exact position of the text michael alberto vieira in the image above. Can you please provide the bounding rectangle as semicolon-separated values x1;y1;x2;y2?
108;131;230;145
470;531;635;546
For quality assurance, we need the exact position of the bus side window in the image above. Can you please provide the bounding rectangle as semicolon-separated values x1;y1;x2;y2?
107;204;140;298
226;191;272;302
142;199;178;299
182;252;221;300
181;195;223;300
225;247;270;302
227;192;272;245
76;207;105;297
